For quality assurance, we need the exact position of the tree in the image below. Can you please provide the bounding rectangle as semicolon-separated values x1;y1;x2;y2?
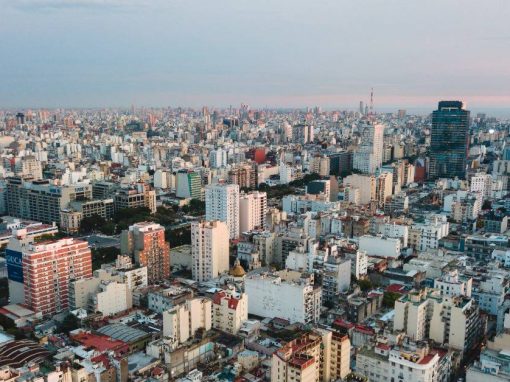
383;292;401;308
101;222;116;236
58;314;80;333
80;214;106;234
258;183;270;191
165;226;191;247
91;246;120;270
358;279;373;292
33;233;55;242
153;206;177;225
114;207;152;232
181;199;205;216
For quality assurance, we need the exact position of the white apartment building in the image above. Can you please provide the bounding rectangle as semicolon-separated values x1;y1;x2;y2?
154;169;170;189
163;297;212;349
434;269;473;298
442;190;482;223
353;123;384;174
279;162;294;185
376;172;393;207
472;274;507;316
209;148;228;169
346;250;368;279
191;220;229;282
271;330;351;382
205;183;240;239
245;270;322;324
93;281;132;317
378;222;409;248
282;194;340;214
239;191;267;233
322;256;351;300
212;287;248;334
470;173;493;200
343;174;376;205
358;235;401;258
394;289;482;353
409;215;449;252
356;343;447;382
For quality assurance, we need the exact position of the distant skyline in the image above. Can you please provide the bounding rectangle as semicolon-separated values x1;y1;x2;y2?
1;0;509;112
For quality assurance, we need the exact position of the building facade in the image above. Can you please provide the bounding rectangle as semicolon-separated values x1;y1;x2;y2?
121;222;170;283
429;101;470;180
191;220;229;282
205;183;240;239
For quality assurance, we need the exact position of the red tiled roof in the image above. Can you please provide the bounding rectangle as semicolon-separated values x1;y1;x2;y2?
333;319;354;329
91;354;111;369
354;325;375;335
418;354;435;365
71;332;127;352
386;284;406;294
213;291;240;310
376;343;391;350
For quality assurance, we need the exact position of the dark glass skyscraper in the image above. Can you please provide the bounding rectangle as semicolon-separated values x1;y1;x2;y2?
429;101;470;180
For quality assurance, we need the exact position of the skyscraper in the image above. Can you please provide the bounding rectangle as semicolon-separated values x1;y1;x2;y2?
205;183;240;239
121;222;170;283
429;101;470;180
353;123;384;174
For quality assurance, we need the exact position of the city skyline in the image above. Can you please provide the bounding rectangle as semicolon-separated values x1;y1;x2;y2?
1;0;509;111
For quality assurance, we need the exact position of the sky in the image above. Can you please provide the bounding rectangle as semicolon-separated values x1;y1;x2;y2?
1;0;509;112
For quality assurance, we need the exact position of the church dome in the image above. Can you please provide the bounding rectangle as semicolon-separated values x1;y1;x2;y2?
229;259;246;277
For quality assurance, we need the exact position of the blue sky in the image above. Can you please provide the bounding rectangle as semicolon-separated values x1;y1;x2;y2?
1;0;509;111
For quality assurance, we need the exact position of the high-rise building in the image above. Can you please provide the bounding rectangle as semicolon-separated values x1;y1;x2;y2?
239;191;267;233
376;171;393;207
15;156;42;179
328;151;352;177
191;220;230;282
344;174;377;205
292;124;314;144
209;148;228;168
7;234;92;316
120;222;170;283
429;101;470;180
205;183;240;239
228;164;257;189
175;169;202;200
353;123;384;174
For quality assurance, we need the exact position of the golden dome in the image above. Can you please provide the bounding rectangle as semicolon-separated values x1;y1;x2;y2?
230;259;246;277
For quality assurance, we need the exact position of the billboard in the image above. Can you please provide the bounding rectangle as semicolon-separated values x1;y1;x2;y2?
6;249;23;283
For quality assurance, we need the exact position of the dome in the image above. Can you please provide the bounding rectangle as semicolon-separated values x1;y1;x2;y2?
229;259;246;277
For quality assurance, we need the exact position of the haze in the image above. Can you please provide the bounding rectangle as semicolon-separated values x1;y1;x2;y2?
1;0;509;111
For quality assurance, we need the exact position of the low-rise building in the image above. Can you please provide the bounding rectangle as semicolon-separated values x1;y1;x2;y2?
245;270;321;324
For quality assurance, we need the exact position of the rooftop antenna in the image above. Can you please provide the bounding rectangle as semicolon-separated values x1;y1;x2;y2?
369;88;374;116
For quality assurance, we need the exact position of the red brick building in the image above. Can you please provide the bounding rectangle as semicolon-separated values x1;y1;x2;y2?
22;238;92;315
